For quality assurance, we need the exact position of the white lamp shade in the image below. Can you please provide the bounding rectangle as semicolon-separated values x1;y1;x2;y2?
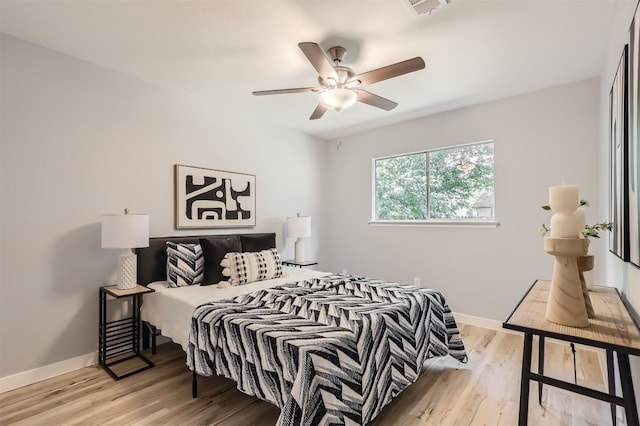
287;216;311;238
101;214;149;249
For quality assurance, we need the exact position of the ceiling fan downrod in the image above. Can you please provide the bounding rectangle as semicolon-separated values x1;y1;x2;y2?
327;46;347;65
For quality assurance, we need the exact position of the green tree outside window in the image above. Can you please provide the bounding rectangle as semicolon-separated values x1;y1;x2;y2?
374;142;494;221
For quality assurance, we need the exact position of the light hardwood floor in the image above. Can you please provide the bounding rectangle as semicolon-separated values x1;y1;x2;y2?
0;324;614;425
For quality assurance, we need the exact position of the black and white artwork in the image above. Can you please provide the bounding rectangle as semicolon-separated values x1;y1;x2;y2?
610;45;630;261
175;165;256;229
630;5;640;267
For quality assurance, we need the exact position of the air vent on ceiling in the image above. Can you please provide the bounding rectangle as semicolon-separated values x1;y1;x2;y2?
403;0;451;16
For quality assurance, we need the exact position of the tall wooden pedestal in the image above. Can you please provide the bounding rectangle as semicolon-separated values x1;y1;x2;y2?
544;238;590;328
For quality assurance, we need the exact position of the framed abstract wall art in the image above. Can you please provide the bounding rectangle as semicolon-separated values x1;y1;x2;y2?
175;164;256;229
610;45;630;261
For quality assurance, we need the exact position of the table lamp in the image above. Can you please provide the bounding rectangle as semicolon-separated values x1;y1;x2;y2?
101;209;149;290
287;214;311;263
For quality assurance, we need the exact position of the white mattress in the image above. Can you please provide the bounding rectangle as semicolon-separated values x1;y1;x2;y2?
141;266;329;350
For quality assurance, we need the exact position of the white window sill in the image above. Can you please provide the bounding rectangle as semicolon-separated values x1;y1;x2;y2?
368;220;500;228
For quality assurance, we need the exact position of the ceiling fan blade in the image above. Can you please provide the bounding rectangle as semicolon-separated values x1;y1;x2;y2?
353;89;398;111
252;87;317;96
298;42;337;80
309;103;328;120
354;57;425;86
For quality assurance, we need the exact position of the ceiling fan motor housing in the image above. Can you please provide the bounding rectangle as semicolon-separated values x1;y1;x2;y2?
319;65;356;88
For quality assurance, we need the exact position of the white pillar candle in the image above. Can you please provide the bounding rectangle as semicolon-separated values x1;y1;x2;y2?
548;184;581;238
549;185;579;213
550;213;582;238
575;207;586;237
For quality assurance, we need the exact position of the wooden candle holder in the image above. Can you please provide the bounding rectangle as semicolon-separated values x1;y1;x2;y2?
544;237;590;327
577;255;595;318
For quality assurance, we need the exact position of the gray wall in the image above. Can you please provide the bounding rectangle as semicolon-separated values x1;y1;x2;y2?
0;34;327;378
323;78;601;322
600;0;640;416
2;11;638;408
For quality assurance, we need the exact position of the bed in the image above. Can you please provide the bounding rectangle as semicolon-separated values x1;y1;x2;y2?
138;233;467;426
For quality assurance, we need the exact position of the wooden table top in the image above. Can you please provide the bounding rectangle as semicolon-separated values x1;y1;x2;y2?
101;285;155;298
503;280;640;355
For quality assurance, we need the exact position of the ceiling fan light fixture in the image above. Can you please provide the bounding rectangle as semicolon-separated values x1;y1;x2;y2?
319;88;357;111
346;79;360;88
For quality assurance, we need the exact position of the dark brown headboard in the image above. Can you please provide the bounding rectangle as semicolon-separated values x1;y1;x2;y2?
136;233;276;285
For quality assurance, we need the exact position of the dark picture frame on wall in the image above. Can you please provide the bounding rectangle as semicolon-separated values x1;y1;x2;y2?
610;45;630;261
174;164;256;229
630;3;640;267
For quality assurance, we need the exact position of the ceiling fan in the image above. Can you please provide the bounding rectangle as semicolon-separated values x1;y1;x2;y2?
252;42;426;120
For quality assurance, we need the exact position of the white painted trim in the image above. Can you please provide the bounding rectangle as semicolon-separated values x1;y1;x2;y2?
369;220;500;228
453;312;520;335
0;352;98;393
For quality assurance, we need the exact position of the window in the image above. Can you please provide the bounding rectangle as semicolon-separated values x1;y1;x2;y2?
373;141;495;222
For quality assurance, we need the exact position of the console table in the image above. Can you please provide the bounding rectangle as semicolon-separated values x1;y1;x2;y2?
503;279;640;426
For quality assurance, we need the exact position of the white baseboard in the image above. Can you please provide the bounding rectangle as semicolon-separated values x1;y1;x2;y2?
0;351;98;393
0;312;507;394
453;311;519;334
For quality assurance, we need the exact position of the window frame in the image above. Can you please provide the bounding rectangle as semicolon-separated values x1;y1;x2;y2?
370;140;499;228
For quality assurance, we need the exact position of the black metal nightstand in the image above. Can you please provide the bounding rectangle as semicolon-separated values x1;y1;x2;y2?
282;260;318;268
99;285;154;380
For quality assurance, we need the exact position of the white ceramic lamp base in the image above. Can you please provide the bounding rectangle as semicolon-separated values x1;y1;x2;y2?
294;239;305;263
117;249;138;290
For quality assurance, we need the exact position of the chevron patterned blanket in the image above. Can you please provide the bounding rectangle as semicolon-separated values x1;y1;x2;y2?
187;274;467;426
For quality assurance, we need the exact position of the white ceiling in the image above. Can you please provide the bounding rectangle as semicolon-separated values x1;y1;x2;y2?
0;0;630;140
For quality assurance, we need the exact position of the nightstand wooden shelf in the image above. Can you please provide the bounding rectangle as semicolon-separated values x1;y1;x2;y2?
99;285;155;380
282;260;318;268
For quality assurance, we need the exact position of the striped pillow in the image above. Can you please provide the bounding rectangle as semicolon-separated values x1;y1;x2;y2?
220;248;282;286
166;242;204;287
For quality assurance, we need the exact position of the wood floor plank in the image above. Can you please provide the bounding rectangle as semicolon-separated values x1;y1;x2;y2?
0;324;614;425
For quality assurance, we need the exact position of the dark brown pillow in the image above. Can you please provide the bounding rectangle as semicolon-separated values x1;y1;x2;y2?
199;236;242;285
240;233;276;252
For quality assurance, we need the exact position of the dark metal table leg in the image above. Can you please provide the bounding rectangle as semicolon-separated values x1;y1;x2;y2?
607;350;617;426
192;370;198;398
617;353;639;426
519;333;534;426
151;324;157;355
142;321;150;350
99;291;106;366
133;294;140;354
538;335;545;404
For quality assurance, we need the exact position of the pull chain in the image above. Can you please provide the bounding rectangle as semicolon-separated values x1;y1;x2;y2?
336;110;342;150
